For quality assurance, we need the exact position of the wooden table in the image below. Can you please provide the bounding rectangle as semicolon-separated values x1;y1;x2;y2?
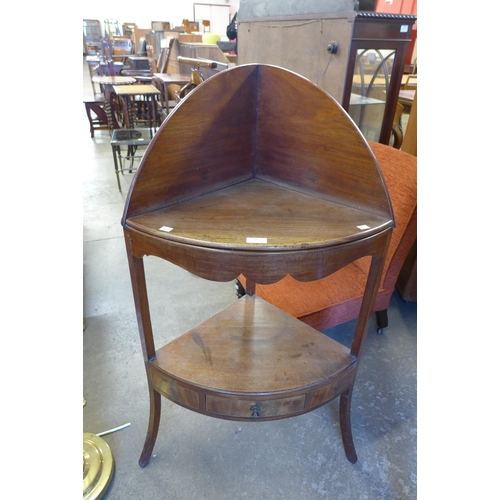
123;64;394;469
92;76;136;98
92;76;136;131
113;84;162;135
152;73;191;113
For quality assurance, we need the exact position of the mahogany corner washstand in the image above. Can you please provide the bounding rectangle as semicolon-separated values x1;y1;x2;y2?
122;64;394;468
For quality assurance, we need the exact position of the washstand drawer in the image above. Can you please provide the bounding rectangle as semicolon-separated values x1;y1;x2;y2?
206;394;306;419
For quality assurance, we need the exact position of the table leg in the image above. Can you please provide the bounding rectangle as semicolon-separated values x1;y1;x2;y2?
124;245;161;467
103;84;120;135
111;144;122;192
122;95;133;129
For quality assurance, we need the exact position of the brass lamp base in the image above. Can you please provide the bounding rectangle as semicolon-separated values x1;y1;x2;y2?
83;433;114;500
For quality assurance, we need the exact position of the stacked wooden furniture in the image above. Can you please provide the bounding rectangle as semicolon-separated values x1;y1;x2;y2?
122;64;394;468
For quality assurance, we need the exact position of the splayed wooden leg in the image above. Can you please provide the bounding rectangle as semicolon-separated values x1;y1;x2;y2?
339;386;357;464
139;386;161;467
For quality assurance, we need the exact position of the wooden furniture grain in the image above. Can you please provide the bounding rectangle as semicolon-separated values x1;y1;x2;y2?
122;64;394;468
178;33;203;43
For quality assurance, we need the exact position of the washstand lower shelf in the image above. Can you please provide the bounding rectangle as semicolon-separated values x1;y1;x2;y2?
149;295;357;421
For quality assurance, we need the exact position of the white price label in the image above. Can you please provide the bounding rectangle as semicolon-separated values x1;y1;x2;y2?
246;237;267;244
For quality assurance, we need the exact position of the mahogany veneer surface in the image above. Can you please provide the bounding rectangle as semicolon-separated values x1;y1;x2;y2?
126;178;392;251
152;295;354;395
122;63;395;465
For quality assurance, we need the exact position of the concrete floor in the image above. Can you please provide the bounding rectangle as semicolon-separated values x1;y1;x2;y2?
83;58;417;499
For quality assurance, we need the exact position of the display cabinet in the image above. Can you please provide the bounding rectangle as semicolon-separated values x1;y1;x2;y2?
237;3;416;144
122;64;394;468
341;12;416;143
83;19;102;55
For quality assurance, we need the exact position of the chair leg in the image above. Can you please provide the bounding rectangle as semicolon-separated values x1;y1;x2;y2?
339;386;357;464
375;309;388;335
84;103;95;138
139;385;162;468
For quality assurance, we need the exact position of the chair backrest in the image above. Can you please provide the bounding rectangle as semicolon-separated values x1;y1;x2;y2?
146;43;158;73
137;37;147;56
112;37;134;58
98;36;115;76
157;36;175;74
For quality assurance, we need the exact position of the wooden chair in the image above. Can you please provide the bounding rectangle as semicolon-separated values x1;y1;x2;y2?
97;36;123;76
181;20;199;34
237;142;417;334
201;20;210;32
122;64;395;468
156;37;175;74
83;97;109;137
142;36;175;77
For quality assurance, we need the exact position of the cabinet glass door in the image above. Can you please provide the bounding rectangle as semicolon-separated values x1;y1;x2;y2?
348;49;396;143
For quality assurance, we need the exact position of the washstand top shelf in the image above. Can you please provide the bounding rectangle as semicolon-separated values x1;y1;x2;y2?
125;177;392;252
122;64;394;250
